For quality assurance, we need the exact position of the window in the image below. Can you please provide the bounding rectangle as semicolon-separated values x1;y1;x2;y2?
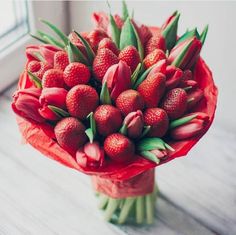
0;1;68;92
0;0;29;53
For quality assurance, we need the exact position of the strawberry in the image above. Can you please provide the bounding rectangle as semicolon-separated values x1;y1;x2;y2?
161;88;187;120
54;51;69;71
94;105;122;136
143;49;166;69
119;46;141;73
92;48;119;81
98;38;119;56
104;133;135;163
87;29;108;52
42;69;64;88
27;61;52;79
144;108;169;137
64;62;90;88
145;33;166;55
116;89;144;116
137;72;166;108
66;84;99;120
54;117;87;152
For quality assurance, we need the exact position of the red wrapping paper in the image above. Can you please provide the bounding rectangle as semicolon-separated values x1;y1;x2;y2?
15;27;218;187
92;169;155;198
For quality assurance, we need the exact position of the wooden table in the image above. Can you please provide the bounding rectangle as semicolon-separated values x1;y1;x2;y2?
0;87;235;235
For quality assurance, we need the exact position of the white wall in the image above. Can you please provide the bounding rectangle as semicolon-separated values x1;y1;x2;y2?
69;1;236;130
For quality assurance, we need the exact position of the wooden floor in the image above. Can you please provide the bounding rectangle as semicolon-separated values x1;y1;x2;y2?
0;85;235;235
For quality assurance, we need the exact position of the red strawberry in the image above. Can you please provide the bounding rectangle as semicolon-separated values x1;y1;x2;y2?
87;29;108;52
94;105;122;136
98;38;119;56
104;133;135;163
143;49;166;68
54;51;69;71
116;89;144;116
145;33;166;55
144;108;169;137
64;62;90;88
93;48;119;81
137;72;166;108
161;88;187;120
27;61;52;79
54;117;87;152
66;85;99;120
119;46;141;73
42;69;64;88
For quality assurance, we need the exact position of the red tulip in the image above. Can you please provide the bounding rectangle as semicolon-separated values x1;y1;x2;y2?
165;65;183;90
168;36;202;70
170;112;209;140
76;142;105;169
12;88;45;123
26;44;61;66
148;59;167;77
150;149;168;159
123;110;144;138
187;88;204;110
39;88;68;120
102;61;131;100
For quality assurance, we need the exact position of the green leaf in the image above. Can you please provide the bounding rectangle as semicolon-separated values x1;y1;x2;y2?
30;33;48;44
37;30;65;48
67;41;88;65
176;28;198;45
73;30;95;64
27;71;42;88
39;18;68;45
85;128;94;143
140;125;151;138
133;64;155;89
138;138;166;151
88;112;96;136
200;25;208;46
100;82;112;104
169;114;197;129
161;12;180;51
140;151;160;164
131;21;144;60
119;124;127;135
171;37;194;68
48;105;70;117
109;14;121;47
131;63;141;86
119;17;137;50
122;0;129;21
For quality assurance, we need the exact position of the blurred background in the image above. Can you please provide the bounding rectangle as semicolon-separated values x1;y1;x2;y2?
0;1;235;235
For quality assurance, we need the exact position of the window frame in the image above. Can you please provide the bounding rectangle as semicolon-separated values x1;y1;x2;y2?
0;1;69;92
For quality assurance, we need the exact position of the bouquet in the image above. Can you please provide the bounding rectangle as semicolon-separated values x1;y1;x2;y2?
12;1;217;225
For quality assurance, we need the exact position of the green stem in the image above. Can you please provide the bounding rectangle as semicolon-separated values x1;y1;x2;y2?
118;198;136;224
104;198;120;221
145;194;154;224
98;194;109;209
136;196;145;224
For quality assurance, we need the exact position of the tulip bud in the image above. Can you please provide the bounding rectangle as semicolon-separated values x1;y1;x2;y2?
168;36;202;70
170;112;209;140
76;142;104;169
161;11;180;51
12;88;45;123
103;61;131;100
187;88;204;110
123;110;144;138
26;44;61;66
165;65;183;90
39;88;68;120
150;149;168;159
